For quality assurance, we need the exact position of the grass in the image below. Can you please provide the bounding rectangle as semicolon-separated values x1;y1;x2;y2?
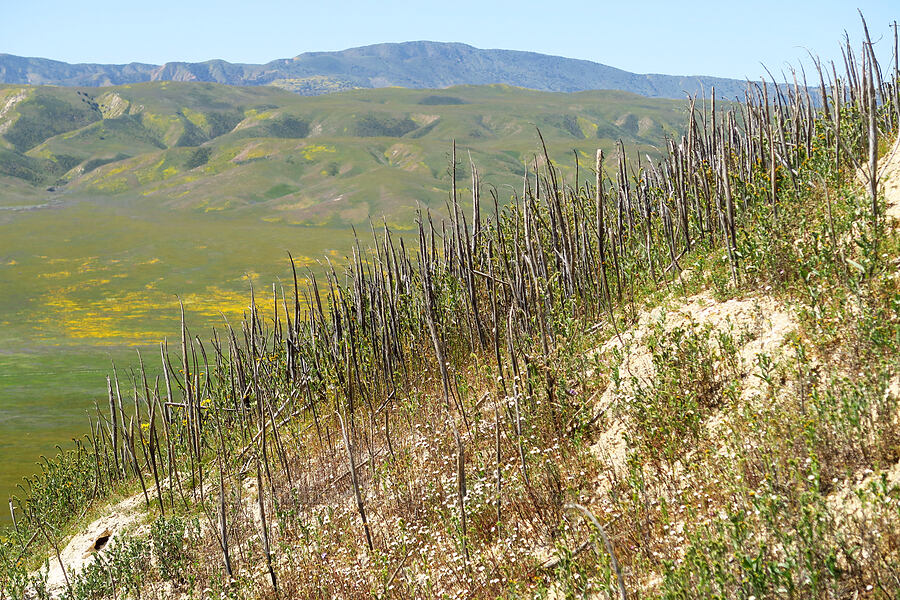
1;82;687;224
618;316;740;464
0;202;364;517
1;24;899;600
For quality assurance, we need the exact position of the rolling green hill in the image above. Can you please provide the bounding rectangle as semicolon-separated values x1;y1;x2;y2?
0;81;688;225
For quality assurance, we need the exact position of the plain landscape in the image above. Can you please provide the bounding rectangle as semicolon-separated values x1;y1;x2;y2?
1;16;899;600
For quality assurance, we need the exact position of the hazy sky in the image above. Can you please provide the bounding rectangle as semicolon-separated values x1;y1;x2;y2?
2;1;897;80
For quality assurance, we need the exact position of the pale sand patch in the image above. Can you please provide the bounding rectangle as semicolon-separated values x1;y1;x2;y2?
858;134;900;222
35;492;147;598
97;92;130;119
0;89;29;134
231;142;264;163
588;292;797;480
536;292;798;578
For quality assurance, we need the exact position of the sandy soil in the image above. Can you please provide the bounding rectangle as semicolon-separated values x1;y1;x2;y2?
36;492;147;598
588;292;797;478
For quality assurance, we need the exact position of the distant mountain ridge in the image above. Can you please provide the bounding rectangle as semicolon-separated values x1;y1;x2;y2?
0;41;749;99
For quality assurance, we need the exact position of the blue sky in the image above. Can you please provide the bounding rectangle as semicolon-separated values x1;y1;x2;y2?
2;1;897;80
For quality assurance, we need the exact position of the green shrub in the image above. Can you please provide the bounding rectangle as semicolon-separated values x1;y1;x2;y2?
184;146;212;169
150;515;187;581
621;317;738;463
351;113;417;137
67;536;149;600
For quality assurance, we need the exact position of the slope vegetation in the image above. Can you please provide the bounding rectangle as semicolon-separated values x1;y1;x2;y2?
0;82;687;225
2;27;899;600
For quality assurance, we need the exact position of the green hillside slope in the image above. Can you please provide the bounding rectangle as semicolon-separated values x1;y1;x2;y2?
1;82;687;224
2;25;899;600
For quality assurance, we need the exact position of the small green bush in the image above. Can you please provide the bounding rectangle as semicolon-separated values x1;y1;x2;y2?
67;536;149;600
150;515;187;581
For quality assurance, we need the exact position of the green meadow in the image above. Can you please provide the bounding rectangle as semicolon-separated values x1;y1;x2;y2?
0;200;359;514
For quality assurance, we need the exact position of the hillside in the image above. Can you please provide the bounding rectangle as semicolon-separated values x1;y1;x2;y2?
0;42;751;99
2;25;899;600
0;82;688;225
